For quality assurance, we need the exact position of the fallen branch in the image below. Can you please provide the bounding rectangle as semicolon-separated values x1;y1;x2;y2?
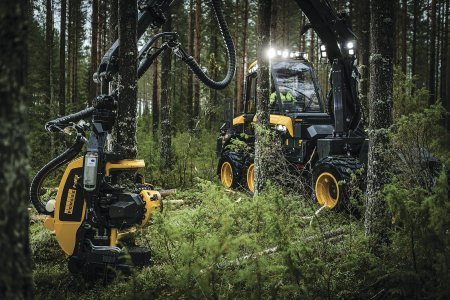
162;199;185;205
159;189;177;197
200;228;347;272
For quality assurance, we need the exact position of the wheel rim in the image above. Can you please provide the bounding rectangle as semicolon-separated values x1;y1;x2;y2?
247;163;255;193
315;172;339;209
220;161;233;188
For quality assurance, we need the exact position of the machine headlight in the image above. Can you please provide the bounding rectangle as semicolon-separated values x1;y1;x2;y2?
320;44;327;61
266;48;276;59
345;40;356;56
275;124;287;133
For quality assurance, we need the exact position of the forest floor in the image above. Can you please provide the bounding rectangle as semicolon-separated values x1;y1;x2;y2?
31;180;370;299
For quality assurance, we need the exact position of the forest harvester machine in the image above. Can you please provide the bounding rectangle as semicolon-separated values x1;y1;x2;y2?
30;0;236;279
217;0;368;210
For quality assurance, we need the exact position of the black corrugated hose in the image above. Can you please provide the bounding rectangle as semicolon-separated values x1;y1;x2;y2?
181;0;236;90
30;109;92;215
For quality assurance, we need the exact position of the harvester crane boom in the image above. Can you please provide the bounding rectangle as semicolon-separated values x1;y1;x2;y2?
293;0;361;136
95;0;236;92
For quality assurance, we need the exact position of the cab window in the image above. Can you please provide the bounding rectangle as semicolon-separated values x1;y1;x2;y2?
245;74;257;114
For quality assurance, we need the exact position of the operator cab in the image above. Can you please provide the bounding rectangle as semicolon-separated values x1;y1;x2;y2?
243;51;325;117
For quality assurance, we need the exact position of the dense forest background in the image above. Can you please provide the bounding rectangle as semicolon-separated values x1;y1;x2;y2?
27;0;449;184
0;0;449;298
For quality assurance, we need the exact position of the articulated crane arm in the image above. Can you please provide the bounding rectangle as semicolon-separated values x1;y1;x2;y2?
31;0;236;216
95;0;236;92
293;0;362;136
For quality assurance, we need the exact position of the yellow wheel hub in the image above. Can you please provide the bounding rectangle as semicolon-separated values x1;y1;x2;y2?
315;172;339;209
247;163;255;193
220;161;234;188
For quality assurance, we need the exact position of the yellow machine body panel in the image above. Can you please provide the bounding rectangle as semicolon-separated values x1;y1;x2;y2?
44;158;159;255
232;114;295;137
233;115;245;126
44;157;86;256
105;159;145;176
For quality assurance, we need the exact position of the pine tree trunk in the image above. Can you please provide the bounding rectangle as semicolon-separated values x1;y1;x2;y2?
401;0;408;74
208;32;219;129
429;0;437;104
112;0;138;158
446;0;450;131
365;0;395;254
67;0;73;103
234;0;241;115
439;0;448;102
254;0;272;195
45;0;54;117
187;0;194;130
152;48;159;135
59;0;66;116
89;0;99;104
354;0;370;123
0;1;34;298
193;0;202;124
236;0;249;114
160;12;173;170
412;0;418;77
270;0;277;44
110;0;118;41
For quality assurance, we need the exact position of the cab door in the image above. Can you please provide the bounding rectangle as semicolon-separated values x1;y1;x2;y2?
243;73;257;132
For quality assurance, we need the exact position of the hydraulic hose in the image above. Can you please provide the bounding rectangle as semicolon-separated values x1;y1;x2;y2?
45;107;95;132
181;0;236;90
30;134;85;215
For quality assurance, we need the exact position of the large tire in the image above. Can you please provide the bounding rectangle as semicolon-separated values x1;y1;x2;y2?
242;160;255;193
312;156;364;210
218;152;242;189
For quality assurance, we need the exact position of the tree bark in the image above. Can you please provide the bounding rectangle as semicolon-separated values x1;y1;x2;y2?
429;0;437;104
59;0;67;116
160;10;173;170
152;45;159;136
412;0;418;77
354;0;370;123
236;0;249;114
110;0;118;41
187;0;194;130
89;0;99;104
401;0;408;74
254;0;272;195
67;0;73;103
193;0;202;124
439;0;448;102
0;1;34;298
112;0;138;158
45;0;54;117
365;0;395;254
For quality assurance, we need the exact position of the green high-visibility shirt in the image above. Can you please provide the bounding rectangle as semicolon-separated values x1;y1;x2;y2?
270;91;294;104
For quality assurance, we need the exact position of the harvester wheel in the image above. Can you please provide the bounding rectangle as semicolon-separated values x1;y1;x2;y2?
219;154;240;189
312;157;364;210
244;162;255;193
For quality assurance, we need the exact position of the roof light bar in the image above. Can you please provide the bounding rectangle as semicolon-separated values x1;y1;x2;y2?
266;48;308;60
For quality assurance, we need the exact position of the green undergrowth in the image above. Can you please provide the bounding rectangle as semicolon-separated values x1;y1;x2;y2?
31;172;450;299
32;180;377;299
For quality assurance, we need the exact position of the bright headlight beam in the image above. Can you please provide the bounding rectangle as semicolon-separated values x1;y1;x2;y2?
267;48;276;59
346;41;354;49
